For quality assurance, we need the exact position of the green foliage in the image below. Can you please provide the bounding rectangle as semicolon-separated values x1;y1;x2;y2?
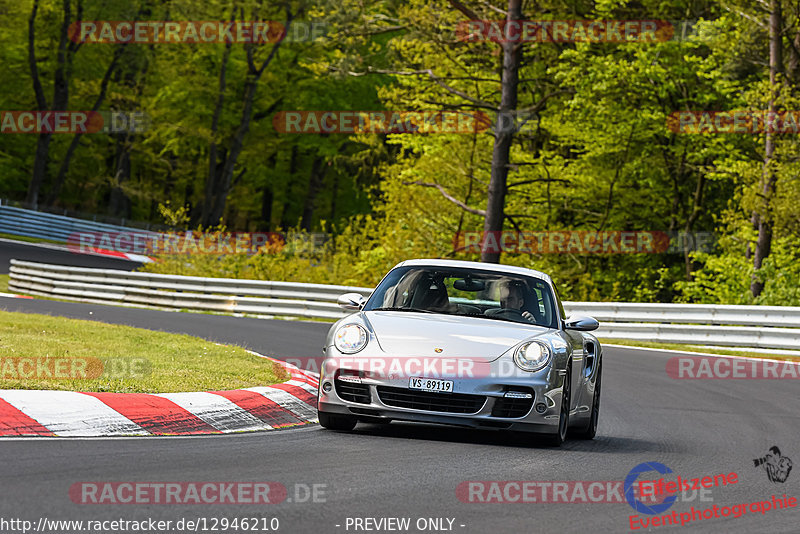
140;215;433;287
678;237;800;306
4;0;800;306
676;253;754;305
157;202;191;228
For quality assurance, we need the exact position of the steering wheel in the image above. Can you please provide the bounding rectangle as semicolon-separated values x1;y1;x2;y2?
485;308;527;320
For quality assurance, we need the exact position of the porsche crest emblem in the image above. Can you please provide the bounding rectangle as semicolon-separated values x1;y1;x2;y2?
434;348;443;353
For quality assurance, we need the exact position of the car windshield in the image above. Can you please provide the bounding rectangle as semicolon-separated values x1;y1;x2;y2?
364;266;559;328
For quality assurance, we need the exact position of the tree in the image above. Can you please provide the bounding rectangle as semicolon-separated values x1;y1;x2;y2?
201;4;299;226
750;0;782;297
26;0;83;207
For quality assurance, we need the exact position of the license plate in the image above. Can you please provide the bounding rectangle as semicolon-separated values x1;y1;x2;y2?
409;377;454;393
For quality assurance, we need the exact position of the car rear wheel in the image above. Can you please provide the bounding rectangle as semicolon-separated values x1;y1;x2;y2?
542;365;571;447
575;362;601;440
318;411;358;431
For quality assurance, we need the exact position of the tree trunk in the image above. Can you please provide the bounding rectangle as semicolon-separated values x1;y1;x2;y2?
108;133;132;218
260;187;274;230
301;156;328;231
683;173;705;280
787;27;800;86
280;146;300;229
751;0;782;298
26;0;81;207
25;0;47;207
47;42;126;205
258;153;277;230
202;39;234;226
481;0;522;263
209;75;258;223
28;136;52;208
205;11;295;226
329;173;339;223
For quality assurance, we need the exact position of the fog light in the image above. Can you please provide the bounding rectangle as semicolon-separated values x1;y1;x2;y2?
504;391;533;399
322;382;332;393
337;374;362;384
535;403;547;413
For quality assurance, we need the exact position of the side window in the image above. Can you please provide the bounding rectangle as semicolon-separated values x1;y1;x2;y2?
526;281;558;329
533;288;545;315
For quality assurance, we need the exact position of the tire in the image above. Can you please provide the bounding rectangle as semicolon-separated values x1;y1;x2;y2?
575;362;601;440
318;411;358;431
542;364;571;447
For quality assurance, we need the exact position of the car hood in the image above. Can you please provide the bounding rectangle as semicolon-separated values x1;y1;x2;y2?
363;311;550;362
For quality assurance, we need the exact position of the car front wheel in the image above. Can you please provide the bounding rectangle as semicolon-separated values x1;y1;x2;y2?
575;362;601;440
318;411;358;431
542;365;571;447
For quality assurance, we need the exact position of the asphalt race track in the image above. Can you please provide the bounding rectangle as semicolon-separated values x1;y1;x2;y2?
1;294;798;534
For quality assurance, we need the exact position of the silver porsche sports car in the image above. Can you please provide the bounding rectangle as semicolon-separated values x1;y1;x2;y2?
316;259;602;446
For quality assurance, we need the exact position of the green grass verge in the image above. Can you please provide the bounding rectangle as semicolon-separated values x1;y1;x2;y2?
601;338;800;361
0;274;8;293
0;232;62;245
0;311;289;392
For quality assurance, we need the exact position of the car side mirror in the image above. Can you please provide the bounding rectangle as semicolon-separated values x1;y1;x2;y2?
565;316;599;331
337;293;366;311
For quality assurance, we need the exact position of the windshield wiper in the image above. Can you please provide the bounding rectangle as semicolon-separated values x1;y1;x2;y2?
371;307;436;314
478;314;539;326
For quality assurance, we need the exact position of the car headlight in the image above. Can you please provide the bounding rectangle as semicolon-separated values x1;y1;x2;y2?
514;340;551;372
334;324;368;354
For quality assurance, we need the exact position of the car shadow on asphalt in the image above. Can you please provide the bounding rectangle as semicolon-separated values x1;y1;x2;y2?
343;422;664;453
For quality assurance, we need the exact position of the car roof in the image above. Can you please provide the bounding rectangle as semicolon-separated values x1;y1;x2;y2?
394;258;552;284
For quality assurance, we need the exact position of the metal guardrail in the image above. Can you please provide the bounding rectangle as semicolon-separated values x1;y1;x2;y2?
1;199;169;230
8;260;800;349
567;301;800;328
0;204;160;243
9;260;372;320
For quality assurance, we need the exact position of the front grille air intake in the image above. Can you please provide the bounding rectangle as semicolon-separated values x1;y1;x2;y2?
376;386;485;414
491;388;534;418
335;378;371;404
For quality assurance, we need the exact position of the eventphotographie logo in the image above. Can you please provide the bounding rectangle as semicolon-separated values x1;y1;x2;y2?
754;446;793;483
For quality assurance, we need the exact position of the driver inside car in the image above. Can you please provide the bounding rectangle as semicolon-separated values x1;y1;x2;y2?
485;279;537;323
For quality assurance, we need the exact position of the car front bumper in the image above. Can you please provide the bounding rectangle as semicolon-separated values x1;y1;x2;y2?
317;347;569;434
